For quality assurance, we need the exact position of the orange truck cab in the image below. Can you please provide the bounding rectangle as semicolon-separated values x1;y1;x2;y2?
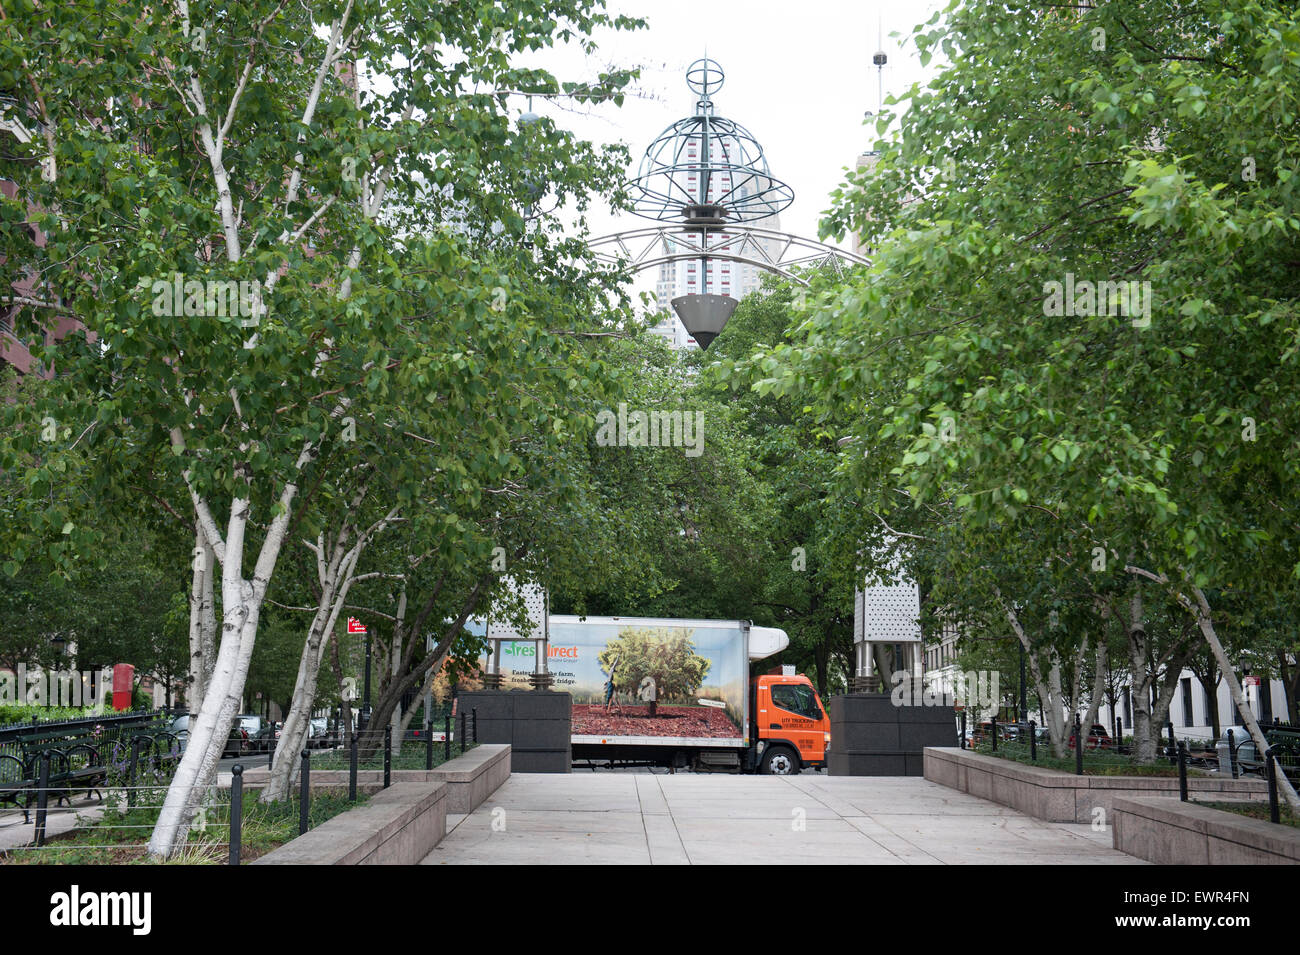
751;670;831;774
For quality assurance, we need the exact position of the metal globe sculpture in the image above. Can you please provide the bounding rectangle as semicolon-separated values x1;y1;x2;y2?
628;58;794;227
589;59;868;350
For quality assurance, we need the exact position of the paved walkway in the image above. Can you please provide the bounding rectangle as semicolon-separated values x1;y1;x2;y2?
423;773;1144;865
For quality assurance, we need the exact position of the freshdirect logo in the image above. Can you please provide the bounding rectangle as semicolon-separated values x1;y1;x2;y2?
501;644;578;658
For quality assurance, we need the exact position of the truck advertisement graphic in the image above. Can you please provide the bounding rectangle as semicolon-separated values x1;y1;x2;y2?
480;616;748;743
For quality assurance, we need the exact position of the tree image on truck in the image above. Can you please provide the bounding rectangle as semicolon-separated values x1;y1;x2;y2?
596;627;712;709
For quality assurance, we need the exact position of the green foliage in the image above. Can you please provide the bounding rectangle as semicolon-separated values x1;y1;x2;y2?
706;0;1300;731
0;704;96;727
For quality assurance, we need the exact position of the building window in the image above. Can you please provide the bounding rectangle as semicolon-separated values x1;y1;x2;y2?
1180;677;1195;728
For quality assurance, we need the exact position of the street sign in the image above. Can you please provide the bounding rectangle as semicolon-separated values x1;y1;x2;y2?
347;617;367;634
1245;676;1261;687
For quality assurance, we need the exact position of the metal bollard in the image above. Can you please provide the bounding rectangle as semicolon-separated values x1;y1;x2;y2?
299;750;311;835
1074;715;1083;776
460;712;467;754
269;722;277;772
426;720;434;771
1266;749;1280;824
991;714;997;753
1167;720;1177;766
473;707;478;743
229;765;243;866
349;732;358;802
959;710;966;750
383;730;392;789
444;715;451;762
34;751;51;847
1177;741;1188;801
1227;729;1238;779
1029;720;1037;761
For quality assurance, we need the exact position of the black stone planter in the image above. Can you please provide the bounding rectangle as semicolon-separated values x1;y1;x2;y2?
828;693;957;776
456;690;572;773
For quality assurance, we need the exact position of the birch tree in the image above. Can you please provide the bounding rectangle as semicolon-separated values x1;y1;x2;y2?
0;0;640;855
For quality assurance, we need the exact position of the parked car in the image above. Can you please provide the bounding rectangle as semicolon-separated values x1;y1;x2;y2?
169;714;249;758
1067;724;1114;750
251;721;282;753
1219;725;1300;780
309;718;330;748
966;721;1016;747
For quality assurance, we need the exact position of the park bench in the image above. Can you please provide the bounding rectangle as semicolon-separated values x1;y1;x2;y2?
0;753;36;822
12;720;174;809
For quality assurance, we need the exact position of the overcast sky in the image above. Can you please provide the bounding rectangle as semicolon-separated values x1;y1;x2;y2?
520;0;949;252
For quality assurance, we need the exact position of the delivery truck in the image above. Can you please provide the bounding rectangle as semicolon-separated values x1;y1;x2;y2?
478;615;831;774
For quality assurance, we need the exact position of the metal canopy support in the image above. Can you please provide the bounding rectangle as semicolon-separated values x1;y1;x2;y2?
588;224;870;286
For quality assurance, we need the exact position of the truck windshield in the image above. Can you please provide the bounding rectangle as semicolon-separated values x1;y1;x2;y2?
772;684;822;720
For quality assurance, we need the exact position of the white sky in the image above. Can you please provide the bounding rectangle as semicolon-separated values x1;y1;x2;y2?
520;0;948;252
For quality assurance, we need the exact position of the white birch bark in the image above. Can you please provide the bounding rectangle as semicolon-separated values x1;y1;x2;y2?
262;507;400;802
187;522;217;711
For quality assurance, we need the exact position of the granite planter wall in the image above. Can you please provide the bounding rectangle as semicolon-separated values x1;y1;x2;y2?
1112;796;1300;865
242;744;510;815
924;746;1268;824
252;781;446;865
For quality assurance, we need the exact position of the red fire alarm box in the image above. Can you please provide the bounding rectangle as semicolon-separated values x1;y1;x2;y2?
112;664;135;711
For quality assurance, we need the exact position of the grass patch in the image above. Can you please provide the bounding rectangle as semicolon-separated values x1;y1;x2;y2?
0;784;367;864
1197;800;1300;830
310;740;477;771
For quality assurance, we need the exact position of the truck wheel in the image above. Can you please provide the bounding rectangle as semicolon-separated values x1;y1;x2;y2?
761;747;798;775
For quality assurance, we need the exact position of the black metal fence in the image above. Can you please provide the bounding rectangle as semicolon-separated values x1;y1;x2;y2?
959;713;1297;825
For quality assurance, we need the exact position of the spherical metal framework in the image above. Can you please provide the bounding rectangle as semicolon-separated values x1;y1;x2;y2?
627;58;793;225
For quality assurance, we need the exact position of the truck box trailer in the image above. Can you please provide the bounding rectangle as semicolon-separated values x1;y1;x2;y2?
477;615;831;774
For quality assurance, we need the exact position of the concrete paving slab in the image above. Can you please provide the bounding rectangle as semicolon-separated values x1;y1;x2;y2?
423;773;1146;865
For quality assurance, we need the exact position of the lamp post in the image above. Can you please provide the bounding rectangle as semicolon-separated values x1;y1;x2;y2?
48;635;66;709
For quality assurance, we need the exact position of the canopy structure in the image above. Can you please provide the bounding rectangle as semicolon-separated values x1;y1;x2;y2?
592;59;867;348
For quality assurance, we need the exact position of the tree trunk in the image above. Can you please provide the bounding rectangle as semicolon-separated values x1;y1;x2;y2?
1126;586;1157;764
187;522;217;711
1188;585;1300;812
262;574;345;802
1002;600;1066;756
1079;637;1107;749
359;575;489;759
1278;648;1299;725
1198;673;1222;740
149;491;294;857
814;637;829;702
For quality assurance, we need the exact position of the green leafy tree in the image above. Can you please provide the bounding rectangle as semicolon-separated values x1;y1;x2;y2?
728;0;1300;805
